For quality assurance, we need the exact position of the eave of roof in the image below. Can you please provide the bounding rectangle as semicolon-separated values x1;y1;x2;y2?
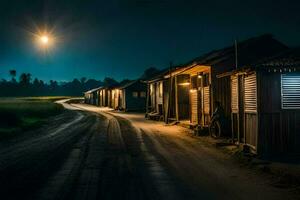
84;86;103;94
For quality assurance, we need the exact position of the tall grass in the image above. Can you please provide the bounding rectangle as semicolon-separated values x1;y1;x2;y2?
0;98;64;138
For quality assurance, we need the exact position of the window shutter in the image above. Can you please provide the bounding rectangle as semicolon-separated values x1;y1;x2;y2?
190;90;198;124
231;76;238;113
244;73;257;112
203;86;210;114
281;74;300;109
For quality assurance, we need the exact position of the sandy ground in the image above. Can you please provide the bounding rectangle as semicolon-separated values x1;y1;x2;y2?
0;100;298;200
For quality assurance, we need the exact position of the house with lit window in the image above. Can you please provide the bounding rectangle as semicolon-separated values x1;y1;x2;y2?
113;80;147;112
84;87;102;105
164;34;288;137
145;67;182;121
229;48;300;156
97;86;114;107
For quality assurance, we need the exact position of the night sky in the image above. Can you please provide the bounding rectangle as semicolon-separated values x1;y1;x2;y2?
0;0;300;82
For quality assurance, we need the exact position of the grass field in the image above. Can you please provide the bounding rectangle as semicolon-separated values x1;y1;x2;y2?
0;97;69;139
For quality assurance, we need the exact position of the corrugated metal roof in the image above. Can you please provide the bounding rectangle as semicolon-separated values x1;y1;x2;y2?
192;34;287;67
254;47;300;68
84;86;103;94
147;65;183;83
170;34;288;76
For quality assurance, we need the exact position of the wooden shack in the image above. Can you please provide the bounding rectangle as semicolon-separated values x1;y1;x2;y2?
230;48;300;156
111;88;120;110
166;35;288;136
165;65;211;127
98;86;113;107
146;75;165;120
84;91;91;104
118;80;147;112
145;67;181;121
84;87;101;105
164;70;191;124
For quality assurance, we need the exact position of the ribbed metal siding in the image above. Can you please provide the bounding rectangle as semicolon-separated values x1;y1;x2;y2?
281;74;300;109
190;90;198;124
231;76;238;113
244;73;257;112
204;86;210;114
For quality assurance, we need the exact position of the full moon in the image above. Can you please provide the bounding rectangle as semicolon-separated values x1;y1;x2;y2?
40;35;49;44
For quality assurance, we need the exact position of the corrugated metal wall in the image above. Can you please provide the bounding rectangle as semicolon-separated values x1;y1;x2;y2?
244;73;257;149
231;76;238;113
281;74;300;109
259;72;300;156
190;90;198;124
244;73;257;112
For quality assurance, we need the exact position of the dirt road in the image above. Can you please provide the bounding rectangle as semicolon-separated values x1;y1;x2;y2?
0;101;298;200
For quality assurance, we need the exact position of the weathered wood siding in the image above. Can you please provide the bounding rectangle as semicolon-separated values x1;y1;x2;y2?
119;89;125;110
156;81;163;114
163;79;174;121
108;89;112;107
213;75;231;135
124;81;147;112
163;79;169;121
150;83;156;111
176;74;190;120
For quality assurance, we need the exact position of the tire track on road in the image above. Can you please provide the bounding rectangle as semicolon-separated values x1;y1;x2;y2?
61;103;191;200
0;111;95;200
35;113;108;200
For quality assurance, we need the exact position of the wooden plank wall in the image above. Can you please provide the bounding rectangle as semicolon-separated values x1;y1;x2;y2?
163;79;170;121
213;75;231;136
231;113;239;139
124;82;147;111
214;76;231;118
244;113;257;148
177;74;190;120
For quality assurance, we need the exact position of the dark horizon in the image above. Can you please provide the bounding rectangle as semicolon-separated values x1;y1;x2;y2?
0;0;300;82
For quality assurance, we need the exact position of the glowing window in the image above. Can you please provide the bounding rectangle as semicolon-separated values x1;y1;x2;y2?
132;92;138;98
140;92;146;98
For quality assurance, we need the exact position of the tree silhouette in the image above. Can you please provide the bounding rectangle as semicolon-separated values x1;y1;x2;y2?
0;67;160;97
9;70;17;82
140;67;160;80
49;80;58;89
80;77;87;84
33;78;40;88
19;73;31;85
103;77;118;87
119;79;132;85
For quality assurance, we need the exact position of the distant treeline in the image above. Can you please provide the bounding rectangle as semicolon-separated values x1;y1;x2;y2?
0;67;161;97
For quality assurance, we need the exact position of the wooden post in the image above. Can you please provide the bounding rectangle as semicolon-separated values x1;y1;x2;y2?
166;62;173;124
175;75;179;121
201;74;205;128
145;83;150;117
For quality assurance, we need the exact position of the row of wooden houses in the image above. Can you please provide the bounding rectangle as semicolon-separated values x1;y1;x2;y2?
84;80;147;112
84;34;300;157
